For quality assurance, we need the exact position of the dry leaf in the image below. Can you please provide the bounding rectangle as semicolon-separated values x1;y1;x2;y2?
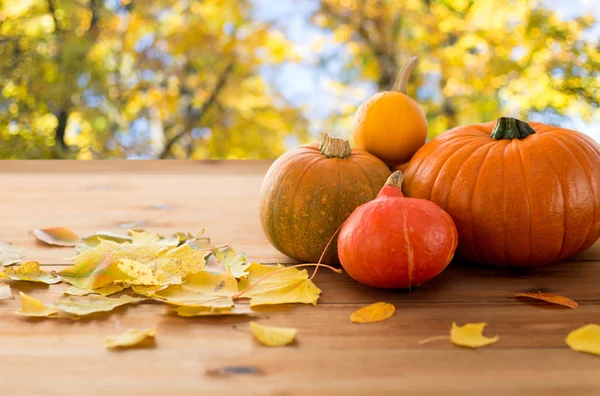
116;258;162;285
156;243;207;276
105;328;156;349
208;247;249;278
175;305;254;317
17;292;58;317
59;250;134;289
131;284;169;297
53;295;144;316
237;263;321;307
31;227;80;247
0;242;25;266
451;322;499;348
64;284;126;297
78;232;133;251
0;284;13;300
249;322;297;347
154;271;238;308
566;324;600;356
516;292;578;308
350;302;395;323
4;261;62;284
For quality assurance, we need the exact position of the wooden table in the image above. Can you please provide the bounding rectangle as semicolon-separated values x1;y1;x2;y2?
1;161;600;395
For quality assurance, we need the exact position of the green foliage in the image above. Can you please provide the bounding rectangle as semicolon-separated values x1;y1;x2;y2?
0;0;598;158
0;0;309;159
315;0;600;138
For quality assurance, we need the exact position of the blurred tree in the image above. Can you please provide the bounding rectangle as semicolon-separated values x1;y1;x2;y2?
0;0;308;159
314;0;600;137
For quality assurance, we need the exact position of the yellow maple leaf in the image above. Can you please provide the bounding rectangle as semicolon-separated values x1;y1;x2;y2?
450;322;499;348
53;295;144;316
16;292;58;317
154;271;238;308
105;328;156;349
31;227;80;247
175;305;254;317
350;302;395;324
566;324;600;356
0;242;25;266
237;263;321;307
116;258;161;285
64;283;126;297
249;322;297;347
4;261;62;284
0;284;12;300
156;243;207;276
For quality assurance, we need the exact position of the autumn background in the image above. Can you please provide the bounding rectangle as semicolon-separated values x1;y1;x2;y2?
0;0;598;159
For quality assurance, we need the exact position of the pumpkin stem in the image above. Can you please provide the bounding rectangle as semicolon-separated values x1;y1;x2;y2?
319;134;352;159
392;56;418;94
385;171;405;189
490;117;536;140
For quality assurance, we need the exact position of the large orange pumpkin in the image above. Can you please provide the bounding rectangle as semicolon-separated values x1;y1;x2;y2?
403;117;600;267
259;134;391;264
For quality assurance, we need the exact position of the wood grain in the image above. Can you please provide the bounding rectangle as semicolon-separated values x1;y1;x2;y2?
1;161;600;395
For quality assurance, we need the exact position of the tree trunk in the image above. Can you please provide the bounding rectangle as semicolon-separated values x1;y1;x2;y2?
54;109;69;149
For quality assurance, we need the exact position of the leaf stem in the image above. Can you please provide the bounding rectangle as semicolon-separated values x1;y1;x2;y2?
309;222;345;280
232;263;342;300
418;335;451;345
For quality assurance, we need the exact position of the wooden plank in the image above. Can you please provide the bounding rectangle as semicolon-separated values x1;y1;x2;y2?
1;161;600;395
0;295;599;394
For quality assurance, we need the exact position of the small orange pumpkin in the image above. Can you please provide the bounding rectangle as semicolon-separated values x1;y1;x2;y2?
352;57;428;166
338;171;458;289
404;117;600;267
259;134;391;264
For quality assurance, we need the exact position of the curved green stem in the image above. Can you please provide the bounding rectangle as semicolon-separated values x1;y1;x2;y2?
491;117;536;140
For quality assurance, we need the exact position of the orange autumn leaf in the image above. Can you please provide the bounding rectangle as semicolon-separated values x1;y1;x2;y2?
350;302;395;324
31;227;81;247
515;292;578;309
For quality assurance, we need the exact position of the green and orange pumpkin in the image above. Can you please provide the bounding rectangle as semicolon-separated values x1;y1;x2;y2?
259;134;391;264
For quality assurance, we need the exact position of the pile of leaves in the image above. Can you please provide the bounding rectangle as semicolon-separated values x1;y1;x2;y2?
1;229;327;321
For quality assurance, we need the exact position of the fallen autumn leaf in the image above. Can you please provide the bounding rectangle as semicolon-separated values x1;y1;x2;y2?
515;292;578;308
566;324;600;356
105;328;156;349
31;227;80;247
250;321;297;347
350;302;395;324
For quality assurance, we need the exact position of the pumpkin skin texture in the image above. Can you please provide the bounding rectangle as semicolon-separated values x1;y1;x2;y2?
338;172;458;289
352;57;427;166
403;117;600;268
259;135;391;264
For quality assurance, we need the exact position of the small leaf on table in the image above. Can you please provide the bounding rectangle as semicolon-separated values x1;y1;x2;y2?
31;227;80;247
250;321;297;347
105;328;156;349
566;324;600;356
350;302;395;323
515;292;578;308
450;322;499;348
